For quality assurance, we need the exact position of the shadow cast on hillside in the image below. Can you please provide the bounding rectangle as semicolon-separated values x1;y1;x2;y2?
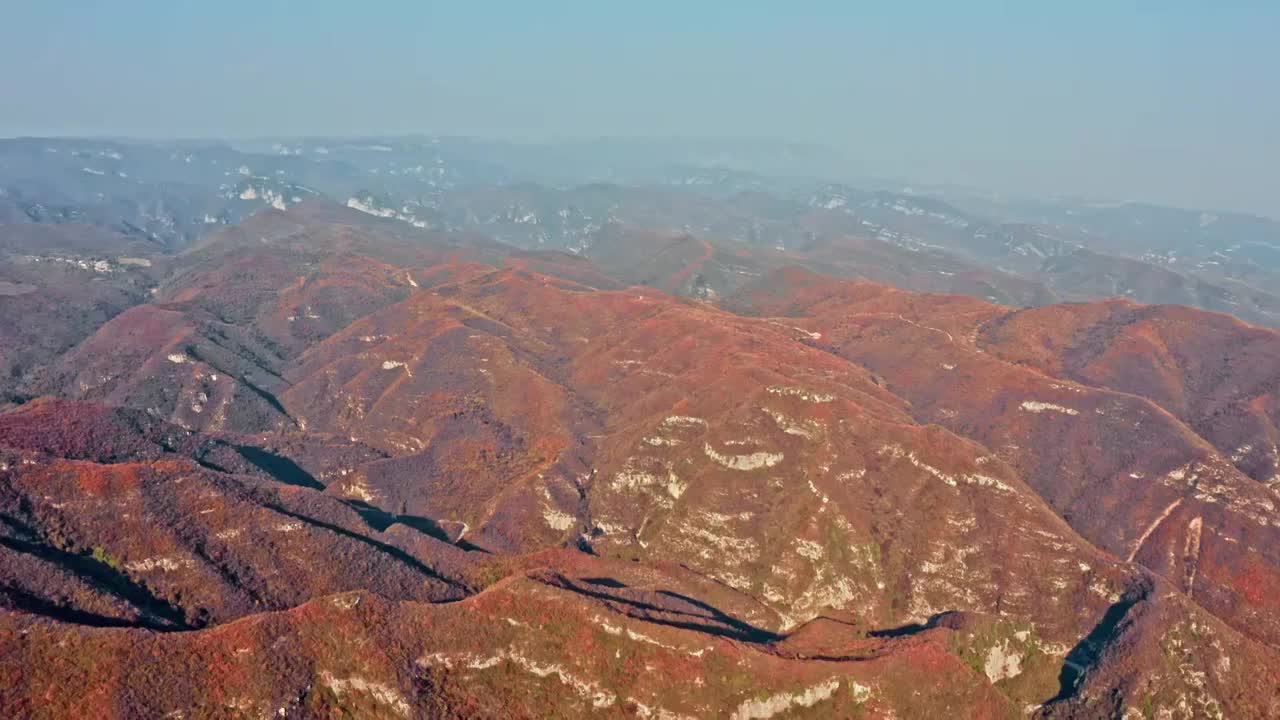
260;503;469;594
867;610;963;638
233;445;324;490
345;500;491;554
2;585;177;630
1045;579;1152;706
0;513;191;631
540;573;780;643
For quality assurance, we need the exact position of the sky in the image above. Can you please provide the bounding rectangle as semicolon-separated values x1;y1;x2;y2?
2;1;1277;217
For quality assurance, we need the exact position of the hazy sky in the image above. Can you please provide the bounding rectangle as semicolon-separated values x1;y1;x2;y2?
3;1;1277;216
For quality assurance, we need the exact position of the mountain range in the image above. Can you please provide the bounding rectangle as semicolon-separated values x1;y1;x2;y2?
2;138;1280;718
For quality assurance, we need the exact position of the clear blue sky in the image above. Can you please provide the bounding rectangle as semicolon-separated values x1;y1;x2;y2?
2;1;1277;216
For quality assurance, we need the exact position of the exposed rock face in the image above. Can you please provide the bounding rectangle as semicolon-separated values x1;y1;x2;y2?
727;268;1280;650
